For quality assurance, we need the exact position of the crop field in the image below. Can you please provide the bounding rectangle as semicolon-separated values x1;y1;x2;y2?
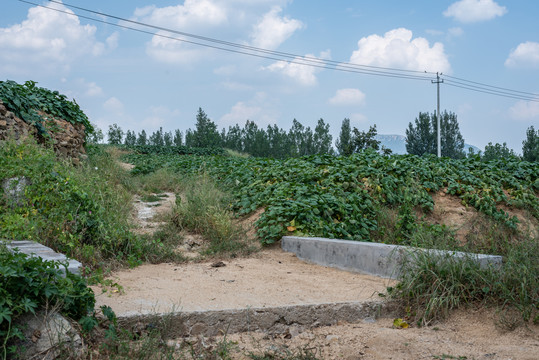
125;147;539;248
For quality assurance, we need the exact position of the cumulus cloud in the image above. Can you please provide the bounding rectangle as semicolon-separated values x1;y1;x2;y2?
443;0;507;23
350;113;368;124
329;89;366;106
106;32;119;50
265;51;330;86
0;1;105;74
141;106;182;130
220;92;278;126
146;30;209;63
136;0;227;63
250;6;303;49
505;42;539;68
509;100;539;120
84;81;104;97
134;0;227;29
103;97;124;114
349;28;451;73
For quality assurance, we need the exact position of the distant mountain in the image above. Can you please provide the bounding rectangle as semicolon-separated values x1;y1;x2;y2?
375;134;480;155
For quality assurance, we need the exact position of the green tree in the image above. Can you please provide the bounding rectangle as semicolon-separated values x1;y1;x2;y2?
482;142;518;162
124;130;136;146
313;118;333;155
352;125;381;152
405;111;465;159
522;126;539;162
225;124;243;152
149;127;164;147
163;131;173;147
173;129;183;146
87;125;103;144
136;130;147;146
406;112;435;156
336;118;353;156
193;107;220;147
185;129;194;147
107;123;124;145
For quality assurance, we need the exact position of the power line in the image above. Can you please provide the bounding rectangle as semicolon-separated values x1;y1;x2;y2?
16;0;434;81
14;0;539;103
47;0;434;77
442;74;538;97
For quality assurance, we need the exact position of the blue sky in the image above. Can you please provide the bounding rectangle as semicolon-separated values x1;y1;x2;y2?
1;0;538;152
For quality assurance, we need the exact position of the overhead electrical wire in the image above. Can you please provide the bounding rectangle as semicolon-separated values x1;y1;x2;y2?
16;0;435;81
15;0;539;102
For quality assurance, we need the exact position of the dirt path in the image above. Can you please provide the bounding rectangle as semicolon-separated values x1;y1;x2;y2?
97;163;539;359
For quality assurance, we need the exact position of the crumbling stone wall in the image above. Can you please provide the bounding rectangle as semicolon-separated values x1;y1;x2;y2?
0;99;87;164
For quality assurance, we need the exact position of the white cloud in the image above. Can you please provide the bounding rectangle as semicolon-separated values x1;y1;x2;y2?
220;92;278;126
505;42;539;68
134;0;227;29
250;6;303;49
509;100;539;120
448;27;464;38
329;89;366;106
350;113;368;124
146;30;208;63
443;0;507;23
349;28;451;73
103;97;124;114
106;32;119;50
213;65;237;76
84;82;103;97
265;51;330;86
426;29;444;37
141;106;182;130
221;102;262;124
0;2;105;74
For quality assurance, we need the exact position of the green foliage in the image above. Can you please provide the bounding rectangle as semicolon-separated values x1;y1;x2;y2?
124;150;538;246
0;140;162;269
406;111;465;159
171;174;252;256
388;235;538;326
522;125;539;162
0;80;93;136
189;107;221;148
335;118;353;156
107;123;124;145
0;248;95;358
482;142;519;162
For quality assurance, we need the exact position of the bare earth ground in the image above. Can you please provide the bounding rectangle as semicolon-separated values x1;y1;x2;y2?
92;165;539;359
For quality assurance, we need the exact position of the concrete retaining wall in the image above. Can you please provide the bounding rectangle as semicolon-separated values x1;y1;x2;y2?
2;240;82;276
282;236;503;278
118;300;399;338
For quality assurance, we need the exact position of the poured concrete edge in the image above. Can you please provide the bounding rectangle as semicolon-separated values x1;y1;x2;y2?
116;300;399;338
281;236;503;279
2;240;82;276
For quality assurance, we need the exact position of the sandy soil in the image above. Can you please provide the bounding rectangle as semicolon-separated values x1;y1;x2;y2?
206;309;539;360
91;248;393;315
99;164;539;359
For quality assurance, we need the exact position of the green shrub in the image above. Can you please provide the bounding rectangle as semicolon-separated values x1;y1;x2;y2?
0;247;95;358
0;80;93;136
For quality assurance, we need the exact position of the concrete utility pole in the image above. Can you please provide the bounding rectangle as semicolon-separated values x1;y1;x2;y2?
432;72;443;157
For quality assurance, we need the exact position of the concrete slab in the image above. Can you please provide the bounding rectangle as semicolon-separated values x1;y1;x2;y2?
2;240;82;277
117;300;399;338
282;236;503;278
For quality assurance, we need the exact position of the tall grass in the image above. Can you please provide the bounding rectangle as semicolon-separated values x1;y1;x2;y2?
389;231;538;326
171;173;255;256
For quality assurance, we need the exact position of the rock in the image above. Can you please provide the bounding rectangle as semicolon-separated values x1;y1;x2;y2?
16;310;83;360
2;176;31;207
0;99;87;162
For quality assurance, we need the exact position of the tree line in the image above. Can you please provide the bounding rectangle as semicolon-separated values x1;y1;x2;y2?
97;107;539;162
